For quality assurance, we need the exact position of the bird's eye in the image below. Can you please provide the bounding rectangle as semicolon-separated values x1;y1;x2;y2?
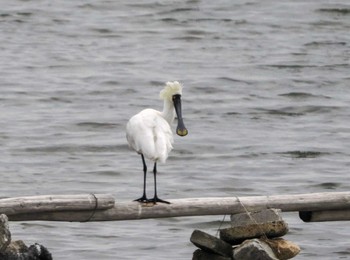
172;94;181;101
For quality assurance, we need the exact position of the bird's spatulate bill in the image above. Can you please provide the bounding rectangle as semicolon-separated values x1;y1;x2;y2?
173;94;188;137
177;119;188;136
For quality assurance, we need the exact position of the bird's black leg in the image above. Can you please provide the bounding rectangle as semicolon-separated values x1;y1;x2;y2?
134;154;149;203
150;162;170;204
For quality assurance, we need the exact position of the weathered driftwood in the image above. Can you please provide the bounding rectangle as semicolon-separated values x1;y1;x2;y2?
299;209;350;222
0;194;114;215
4;191;350;222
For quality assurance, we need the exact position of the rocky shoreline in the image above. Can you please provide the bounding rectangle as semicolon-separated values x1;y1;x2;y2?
0;214;52;260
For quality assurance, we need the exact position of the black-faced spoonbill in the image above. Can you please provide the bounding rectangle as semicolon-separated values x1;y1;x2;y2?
126;81;188;204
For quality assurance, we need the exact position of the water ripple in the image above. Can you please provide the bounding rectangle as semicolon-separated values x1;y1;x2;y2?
278;151;329;159
317;8;350;15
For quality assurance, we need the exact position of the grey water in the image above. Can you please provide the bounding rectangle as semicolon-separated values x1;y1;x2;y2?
1;0;350;259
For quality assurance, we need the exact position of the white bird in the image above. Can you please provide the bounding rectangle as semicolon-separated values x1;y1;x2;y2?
126;81;188;204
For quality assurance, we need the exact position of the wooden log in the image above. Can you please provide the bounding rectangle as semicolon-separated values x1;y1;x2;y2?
6;191;350;222
299;209;350;222
0;194;114;215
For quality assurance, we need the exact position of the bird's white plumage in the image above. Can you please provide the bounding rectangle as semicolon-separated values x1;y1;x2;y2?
126;81;183;164
159;81;182;100
126;108;173;163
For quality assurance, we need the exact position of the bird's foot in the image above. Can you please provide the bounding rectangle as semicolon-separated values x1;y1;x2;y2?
149;196;170;204
134;196;151;203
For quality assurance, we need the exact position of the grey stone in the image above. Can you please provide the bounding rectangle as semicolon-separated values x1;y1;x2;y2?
233;239;278;260
191;229;233;257
230;209;283;226
221;209;288;245
193;249;233;260
220;220;288;245
0;214;11;252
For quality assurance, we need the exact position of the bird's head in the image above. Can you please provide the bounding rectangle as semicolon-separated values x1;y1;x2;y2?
159;81;183;100
160;81;188;137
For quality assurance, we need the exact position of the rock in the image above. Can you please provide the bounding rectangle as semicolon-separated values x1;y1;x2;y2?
27;243;53;260
220;221;288;245
263;238;300;260
233;239;278;260
190;230;233;257
193;249;233;260
0;214;11;252
220;209;288;245
1;241;53;260
0;214;52;260
230;209;283;226
4;240;28;254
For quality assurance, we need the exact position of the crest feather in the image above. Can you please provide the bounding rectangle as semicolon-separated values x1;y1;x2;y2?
159;81;183;100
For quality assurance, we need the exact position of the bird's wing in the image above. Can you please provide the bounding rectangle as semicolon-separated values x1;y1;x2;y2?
126;109;173;163
152;112;174;163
